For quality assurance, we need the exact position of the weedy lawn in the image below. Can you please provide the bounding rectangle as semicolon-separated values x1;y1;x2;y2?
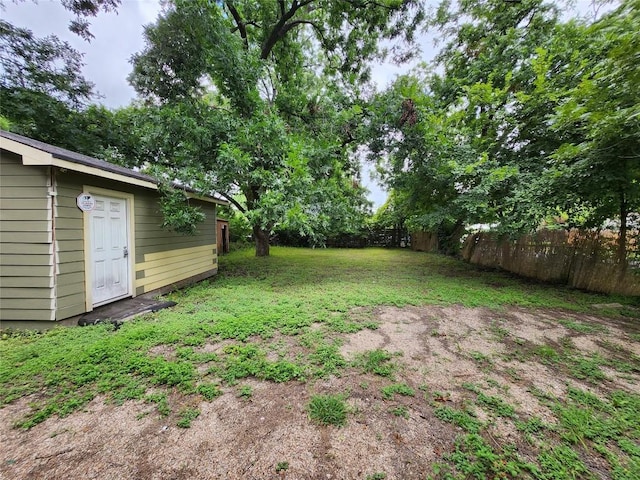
1;247;639;479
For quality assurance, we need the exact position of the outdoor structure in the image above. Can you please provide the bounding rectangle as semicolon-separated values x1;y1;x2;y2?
0;131;227;329
217;218;230;255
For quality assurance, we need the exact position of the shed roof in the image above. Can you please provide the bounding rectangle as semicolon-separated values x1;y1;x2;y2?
0;130;228;205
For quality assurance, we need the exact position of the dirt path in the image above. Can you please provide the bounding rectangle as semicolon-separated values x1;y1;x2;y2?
2;306;639;479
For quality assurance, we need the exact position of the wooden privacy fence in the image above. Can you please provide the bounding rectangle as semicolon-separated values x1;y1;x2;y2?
411;231;440;253
460;229;639;296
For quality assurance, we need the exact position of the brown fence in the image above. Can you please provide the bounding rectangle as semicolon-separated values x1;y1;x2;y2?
411;231;439;252
459;229;639;296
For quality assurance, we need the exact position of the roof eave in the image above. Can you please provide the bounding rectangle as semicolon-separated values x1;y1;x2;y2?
1;135;229;205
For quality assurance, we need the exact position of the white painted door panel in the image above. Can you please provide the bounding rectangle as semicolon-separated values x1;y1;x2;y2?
90;195;130;305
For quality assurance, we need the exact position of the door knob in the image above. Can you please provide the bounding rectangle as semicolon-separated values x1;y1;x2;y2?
123;246;129;258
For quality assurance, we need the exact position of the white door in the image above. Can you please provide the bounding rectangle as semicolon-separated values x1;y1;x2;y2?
89;194;130;306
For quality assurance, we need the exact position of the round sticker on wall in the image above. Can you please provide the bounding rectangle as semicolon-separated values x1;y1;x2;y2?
76;193;96;212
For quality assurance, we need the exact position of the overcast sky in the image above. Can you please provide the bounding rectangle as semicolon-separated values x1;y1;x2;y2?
4;0;428;208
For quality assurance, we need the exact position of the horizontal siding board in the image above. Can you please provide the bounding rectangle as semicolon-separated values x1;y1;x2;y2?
0;220;52;232
140;264;216;293
55;229;84;241
55;217;83;230
140;243;215;261
136;248;215;272
56;282;84;298
0;197;50;210
56;303;85;321
0;243;52;255
56;271;85;287
55;194;80;209
0;175;50;187
142;255;214;278
0;309;55;321
134;230;194;240
1;298;54;310
0;209;50;221
0;151;23;165
57;260;84;275
0;287;54;299
0;186;51;199
134;222;170;232
135;237;209;249
58;250;84;263
1;231;52;243
56;239;83;252
1;265;52;276
56;205;82;219
136;258;214;289
134;207;162;217
57;292;84;310
56;183;82;195
0;253;52;266
0;276;53;288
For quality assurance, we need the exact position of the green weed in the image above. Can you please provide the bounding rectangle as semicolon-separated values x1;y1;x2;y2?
197;383;222;401
432;433;535;479
434;406;483;433
515;416;547;436
237;385;253;398
366;473;387;480
308;394;348;427
381;383;415;400
176;407;200;428
354;349;397;377
390;406;409;418
537;444;591;479
145;392;171;417
469;351;493;369
275;461;289;473
214;344;305;384
476;393;516;418
535;345;561;364
569;355;607;382
557;318;608;334
553;388;640;475
308;343;347;377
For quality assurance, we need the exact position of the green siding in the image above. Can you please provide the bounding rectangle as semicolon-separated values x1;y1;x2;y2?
0;157;220;325
0;150;55;323
54;170;218;319
132;189;217;262
54;178;86;320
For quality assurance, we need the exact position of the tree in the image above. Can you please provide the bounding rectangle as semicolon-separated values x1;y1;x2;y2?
0;0;122;148
363;72;481;252
0;20;94;107
548;0;640;263
129;0;424;256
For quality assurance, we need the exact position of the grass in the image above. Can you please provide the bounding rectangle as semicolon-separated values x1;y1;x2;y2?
1;247;638;477
176;406;200;428
308;394;348;426
354;349;397;377
381;383;415;400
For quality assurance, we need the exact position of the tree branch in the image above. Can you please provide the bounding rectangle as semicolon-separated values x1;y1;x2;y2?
279;19;321;39
225;1;249;50
260;0;316;59
219;191;246;213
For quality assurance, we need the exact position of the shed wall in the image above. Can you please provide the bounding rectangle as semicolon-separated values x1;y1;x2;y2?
55;171;218;306
54;174;88;320
0;150;55;322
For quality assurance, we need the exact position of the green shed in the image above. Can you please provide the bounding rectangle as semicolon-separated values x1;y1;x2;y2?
0;131;227;329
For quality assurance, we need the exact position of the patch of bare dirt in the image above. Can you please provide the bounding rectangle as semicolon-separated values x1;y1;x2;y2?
1;306;639;479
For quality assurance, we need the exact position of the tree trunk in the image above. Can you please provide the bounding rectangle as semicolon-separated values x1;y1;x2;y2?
253;225;270;257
